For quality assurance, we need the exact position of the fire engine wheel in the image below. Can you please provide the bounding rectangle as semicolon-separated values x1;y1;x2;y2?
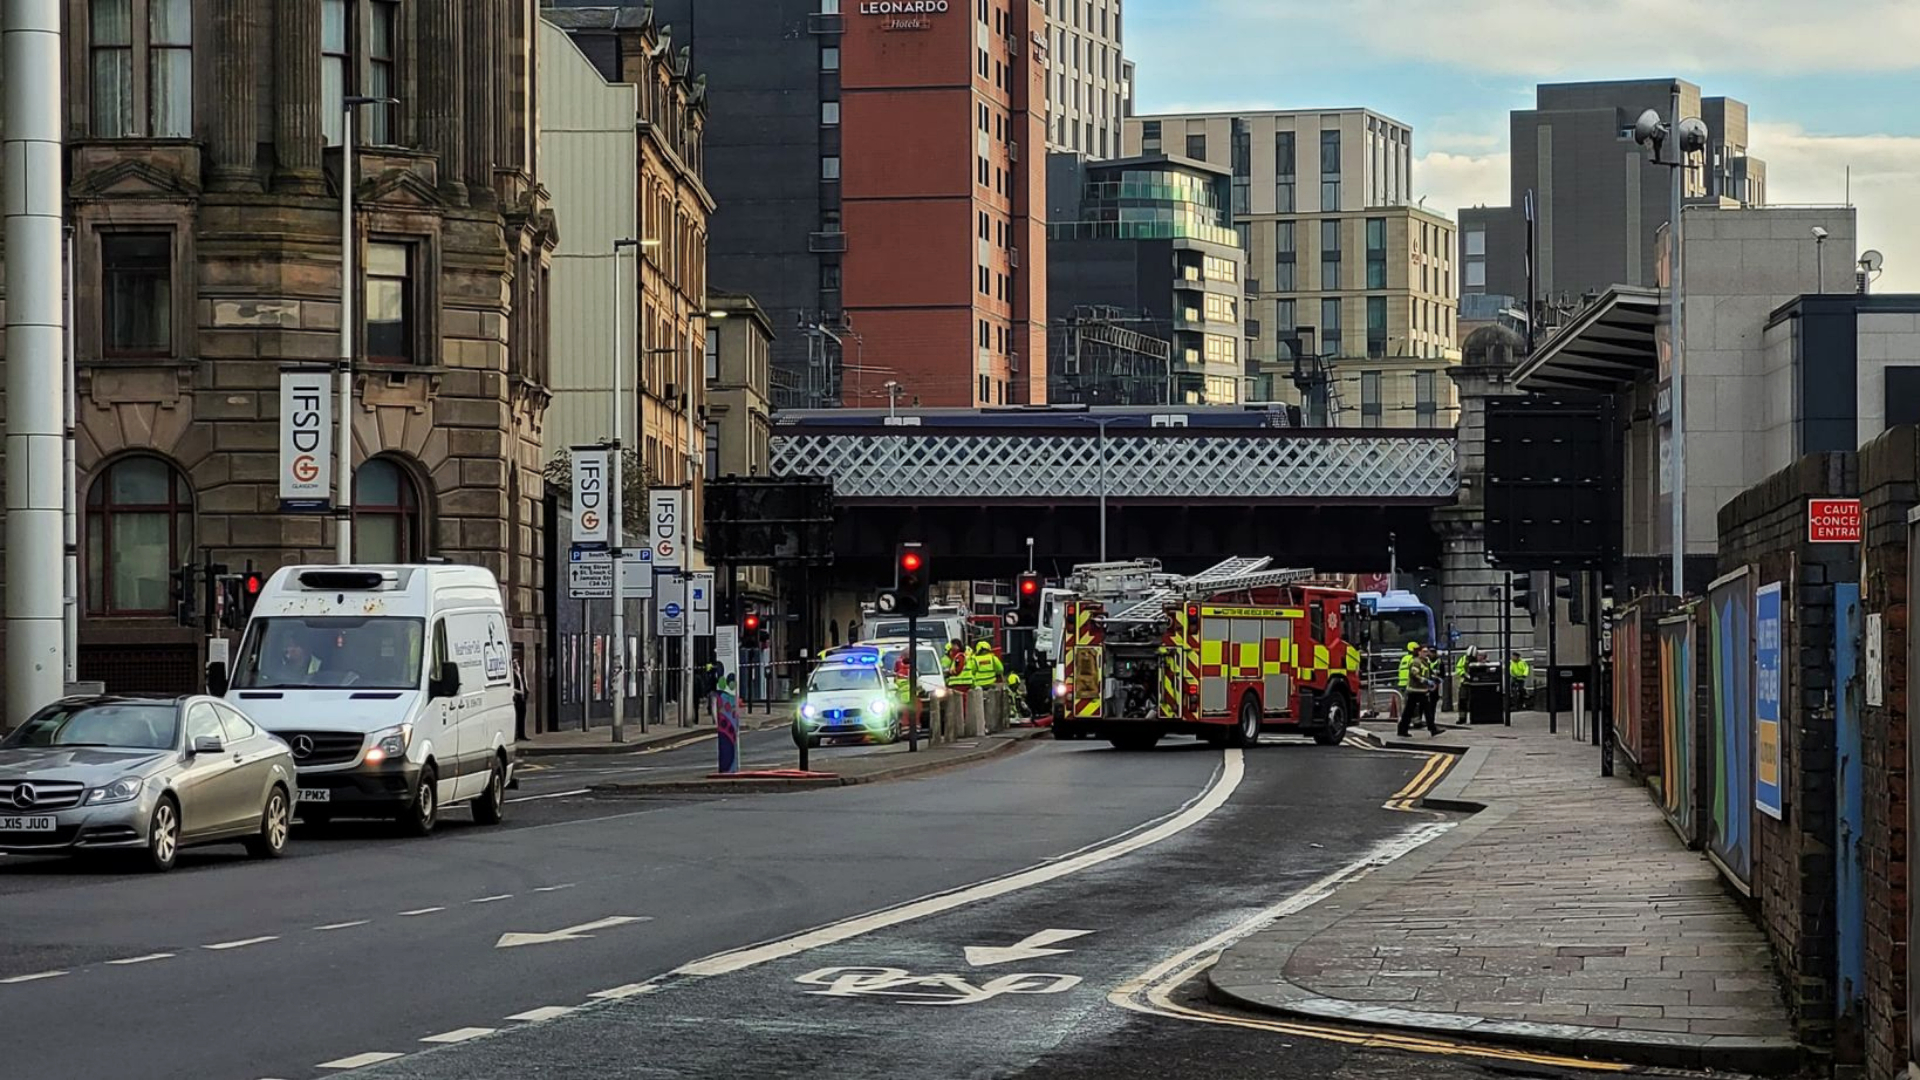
1313;694;1352;746
1230;696;1262;748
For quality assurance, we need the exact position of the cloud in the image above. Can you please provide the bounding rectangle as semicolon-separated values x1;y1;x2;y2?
1413;151;1512;223
1211;0;1920;77
1751;123;1920;291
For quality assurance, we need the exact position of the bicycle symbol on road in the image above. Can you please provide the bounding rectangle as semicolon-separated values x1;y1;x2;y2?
795;967;1082;1006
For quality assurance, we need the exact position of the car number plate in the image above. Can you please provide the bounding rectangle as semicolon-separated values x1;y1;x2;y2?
297;789;330;803
0;815;55;832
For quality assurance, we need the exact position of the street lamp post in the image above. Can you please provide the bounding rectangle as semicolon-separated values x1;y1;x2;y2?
337;95;396;564
1633;92;1708;597
609;238;642;742
1082;417;1120;562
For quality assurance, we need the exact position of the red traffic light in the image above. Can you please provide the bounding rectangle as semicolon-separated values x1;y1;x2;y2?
901;551;923;573
244;573;263;596
744;613;761;631
1019;577;1038;596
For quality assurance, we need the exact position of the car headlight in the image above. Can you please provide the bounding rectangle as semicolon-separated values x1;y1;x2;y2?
85;775;144;805
364;723;412;765
1054;682;1069;698
801;702;818;719
933;687;949;699
868;698;892;717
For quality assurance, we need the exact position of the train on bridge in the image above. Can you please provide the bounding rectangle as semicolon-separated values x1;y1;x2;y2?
772;403;1307;431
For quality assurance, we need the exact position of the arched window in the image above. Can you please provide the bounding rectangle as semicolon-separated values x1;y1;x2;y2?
354;457;424;563
85;455;193;615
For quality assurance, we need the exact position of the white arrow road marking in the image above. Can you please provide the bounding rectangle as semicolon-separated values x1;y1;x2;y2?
964;928;1094;967
494;915;651;949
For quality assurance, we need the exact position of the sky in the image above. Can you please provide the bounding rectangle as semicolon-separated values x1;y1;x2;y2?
1125;0;1920;292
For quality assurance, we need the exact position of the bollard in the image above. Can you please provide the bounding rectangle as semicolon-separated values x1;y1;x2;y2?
963;688;985;740
1571;682;1586;742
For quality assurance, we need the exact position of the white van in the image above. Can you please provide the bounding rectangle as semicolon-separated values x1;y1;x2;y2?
217;565;517;836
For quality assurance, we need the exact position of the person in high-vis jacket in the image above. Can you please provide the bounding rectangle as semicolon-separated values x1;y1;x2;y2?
1396;640;1419;692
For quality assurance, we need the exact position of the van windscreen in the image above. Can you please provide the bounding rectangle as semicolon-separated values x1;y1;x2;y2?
231;617;426;690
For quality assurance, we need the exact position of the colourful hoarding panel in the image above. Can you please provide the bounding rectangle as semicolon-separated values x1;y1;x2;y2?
1613;608;1644;765
1658;612;1697;842
1708;571;1754;887
1755;581;1784;820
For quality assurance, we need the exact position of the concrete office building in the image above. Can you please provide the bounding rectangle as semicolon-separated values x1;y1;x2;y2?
1123;109;1458;425
0;0;555;699
1042;0;1130;159
1460;79;1766;319
561;0;1048;408
1516;206;1864;593
1046;153;1245;404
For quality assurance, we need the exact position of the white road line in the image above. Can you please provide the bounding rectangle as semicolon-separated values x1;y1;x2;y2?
470;894;513;904
107;953;175;965
508;788;590;803
589;982;657;1000
532;883;575;893
398;907;445;916
204;936;278;951
317;1051;404;1069
506;1006;573;1022
674;750;1247;979
420;1027;496;1044
0;970;67;984
314;920;370;931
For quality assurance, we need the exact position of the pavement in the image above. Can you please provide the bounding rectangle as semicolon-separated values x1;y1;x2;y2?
519;700;796;756
1208;711;1799;1074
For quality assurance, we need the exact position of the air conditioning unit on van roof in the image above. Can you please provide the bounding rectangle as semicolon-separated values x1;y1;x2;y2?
297;569;401;591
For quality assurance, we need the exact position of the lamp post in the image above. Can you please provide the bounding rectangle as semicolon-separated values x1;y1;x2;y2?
608;238;645;742
337;95;397;564
1632;91;1708;597
1080;416;1120;562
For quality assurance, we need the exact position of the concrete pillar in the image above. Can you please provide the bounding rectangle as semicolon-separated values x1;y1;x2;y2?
1436;326;1526;654
418;0;467;204
272;0;324;193
461;0;497;204
4;0;70;722
208;0;261;191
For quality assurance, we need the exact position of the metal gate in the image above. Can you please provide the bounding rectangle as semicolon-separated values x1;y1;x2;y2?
1834;581;1864;1054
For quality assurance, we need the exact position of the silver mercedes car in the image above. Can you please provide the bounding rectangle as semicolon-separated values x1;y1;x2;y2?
0;695;296;872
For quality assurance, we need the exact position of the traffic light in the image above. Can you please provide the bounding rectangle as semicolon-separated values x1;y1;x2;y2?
744;609;761;633
1007;571;1042;627
171;565;195;627
1509;572;1536;624
879;542;929;618
216;566;266;632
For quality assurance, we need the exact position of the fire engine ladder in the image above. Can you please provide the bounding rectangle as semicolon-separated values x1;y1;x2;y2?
1103;558;1313;622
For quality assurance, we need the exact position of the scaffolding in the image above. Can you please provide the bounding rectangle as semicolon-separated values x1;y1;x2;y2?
1047;306;1176;406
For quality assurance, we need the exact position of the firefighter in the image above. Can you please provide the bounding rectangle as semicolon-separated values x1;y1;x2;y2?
1453;645;1479;681
1508;651;1532;708
946;641;968;679
1398;645;1441;738
1006;671;1026;722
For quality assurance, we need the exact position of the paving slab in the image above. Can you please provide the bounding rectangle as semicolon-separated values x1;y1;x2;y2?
1206;713;1801;1074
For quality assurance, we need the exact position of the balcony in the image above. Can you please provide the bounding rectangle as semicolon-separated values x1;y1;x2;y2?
809;230;848;254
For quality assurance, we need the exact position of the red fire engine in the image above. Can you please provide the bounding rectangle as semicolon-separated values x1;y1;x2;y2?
1055;558;1364;750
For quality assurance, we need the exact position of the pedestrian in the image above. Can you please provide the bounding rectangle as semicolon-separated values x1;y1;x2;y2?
511;658;528;742
1508;651;1532;708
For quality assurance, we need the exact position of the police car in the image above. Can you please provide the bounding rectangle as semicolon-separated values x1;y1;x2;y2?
795;652;906;748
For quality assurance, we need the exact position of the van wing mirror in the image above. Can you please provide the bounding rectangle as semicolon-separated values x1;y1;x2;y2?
429;660;461;699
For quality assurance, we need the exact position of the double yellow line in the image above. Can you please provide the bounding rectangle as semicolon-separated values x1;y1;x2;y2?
1383;748;1452;812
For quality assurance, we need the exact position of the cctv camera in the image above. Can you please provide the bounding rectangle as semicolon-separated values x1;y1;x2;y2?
1812;227;1829;240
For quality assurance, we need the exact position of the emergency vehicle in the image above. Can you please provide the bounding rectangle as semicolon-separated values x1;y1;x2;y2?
1054;557;1365;750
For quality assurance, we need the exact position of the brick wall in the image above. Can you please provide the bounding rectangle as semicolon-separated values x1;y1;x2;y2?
1860;427;1918;1080
1718;450;1858;1050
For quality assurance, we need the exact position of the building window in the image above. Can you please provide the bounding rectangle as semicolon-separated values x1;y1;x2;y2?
1366;217;1387;289
1465;260;1487;289
1230;119;1251;215
323;0;399;146
84;455;192;616
1464;229;1487;257
1203;334;1237;365
101;232;173;357
1204;293;1238;323
1360;371;1382;427
89;0;194;139
1141;119;1161;153
704;327;720;383
821;46;840;71
821;101;840;125
1320;219;1341;289
1414;371;1439;428
1367;295;1387;358
1186;132;1207;160
1203;255;1237;283
1275;221;1296;291
1320;129;1341;208
1274;130;1295;213
364;241;413;364
354;458;423;563
1320;297;1342;358
821;156;841;180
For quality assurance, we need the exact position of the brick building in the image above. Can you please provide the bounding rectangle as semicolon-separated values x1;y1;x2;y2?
0;1;556;702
